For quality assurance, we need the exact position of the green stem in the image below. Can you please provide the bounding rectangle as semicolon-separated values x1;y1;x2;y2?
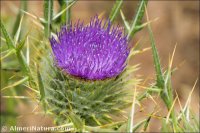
161;91;178;131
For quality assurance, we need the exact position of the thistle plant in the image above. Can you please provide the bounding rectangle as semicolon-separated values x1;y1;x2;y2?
41;15;136;128
1;0;199;132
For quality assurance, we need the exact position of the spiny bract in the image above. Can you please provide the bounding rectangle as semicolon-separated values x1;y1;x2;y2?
50;16;129;80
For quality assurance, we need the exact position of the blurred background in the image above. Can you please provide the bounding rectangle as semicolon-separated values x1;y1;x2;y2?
1;1;199;132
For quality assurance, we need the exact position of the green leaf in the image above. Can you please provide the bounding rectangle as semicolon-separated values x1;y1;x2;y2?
0;22;30;76
68;112;84;131
37;65;45;101
0;20;15;49
0;21;30;76
147;16;164;89
12;0;27;37
109;0;123;23
37;65;47;112
14;14;24;45
128;0;148;39
44;0;54;37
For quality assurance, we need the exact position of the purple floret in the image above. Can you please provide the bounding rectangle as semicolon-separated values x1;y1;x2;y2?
50;16;129;80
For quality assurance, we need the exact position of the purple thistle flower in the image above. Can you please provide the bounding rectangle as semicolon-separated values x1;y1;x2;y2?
50;16;129;80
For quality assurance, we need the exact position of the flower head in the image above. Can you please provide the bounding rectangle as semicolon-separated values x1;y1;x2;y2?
50;16;129;80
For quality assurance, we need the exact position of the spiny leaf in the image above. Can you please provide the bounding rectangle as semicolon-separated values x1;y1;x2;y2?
12;7;21;37
109;0;123;23
44;0;53;37
14;14;24;45
146;9;164;89
0;20;15;49
12;0;27;37
37;65;45;101
37;64;47;112
128;0;148;39
1;19;30;75
68;112;84;131
146;9;178;130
